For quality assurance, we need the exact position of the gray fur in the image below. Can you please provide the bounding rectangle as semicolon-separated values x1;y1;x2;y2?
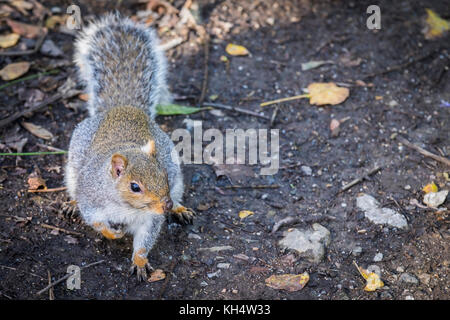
66;14;185;273
74;13;170;118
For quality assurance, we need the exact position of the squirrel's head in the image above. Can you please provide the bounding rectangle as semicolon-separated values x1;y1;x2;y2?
110;140;172;214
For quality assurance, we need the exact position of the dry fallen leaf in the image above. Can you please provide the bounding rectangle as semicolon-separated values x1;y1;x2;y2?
27;172;46;191
226;43;249;56
301;60;334;71
423;8;450;39
6;19;45;39
0;61;30;81
148;269;166;282
0;33;20;48
10;0;33;15
354;262;384;292
423;182;438;194
22;122;54;140
265;273;309;292
307;82;350;106
239;210;254;220
45;15;67;29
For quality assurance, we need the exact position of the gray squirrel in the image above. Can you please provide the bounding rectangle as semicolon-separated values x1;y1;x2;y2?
65;13;194;281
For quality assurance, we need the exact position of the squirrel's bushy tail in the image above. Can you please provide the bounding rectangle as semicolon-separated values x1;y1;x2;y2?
74;13;170;118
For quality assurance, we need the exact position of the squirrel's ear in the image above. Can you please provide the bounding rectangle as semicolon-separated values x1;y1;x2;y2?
141;139;156;157
111;153;127;179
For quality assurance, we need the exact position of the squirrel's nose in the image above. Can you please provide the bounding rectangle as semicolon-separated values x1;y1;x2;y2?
163;197;173;212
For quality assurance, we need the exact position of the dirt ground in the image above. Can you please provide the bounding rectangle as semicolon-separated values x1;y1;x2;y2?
0;0;449;300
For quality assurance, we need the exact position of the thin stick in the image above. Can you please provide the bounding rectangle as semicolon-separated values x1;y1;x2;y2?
337;166;382;194
0;29;47;57
37;143;66;152
48;270;55;300
0;69;59;91
36;260;105;296
260;94;309;107
397;136;450;167
362;47;439;80
159;37;185;51
28;186;67;193
223;184;280;189
0;264;45;280
0;88;81;129
198;35;210;107
203;102;270;120
39;222;83;236
0;151;67;156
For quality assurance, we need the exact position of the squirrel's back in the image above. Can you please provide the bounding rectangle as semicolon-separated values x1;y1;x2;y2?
74;13;169;118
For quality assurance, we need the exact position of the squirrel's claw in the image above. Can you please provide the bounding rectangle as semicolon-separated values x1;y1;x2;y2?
129;262;153;282
171;206;196;225
61;200;78;218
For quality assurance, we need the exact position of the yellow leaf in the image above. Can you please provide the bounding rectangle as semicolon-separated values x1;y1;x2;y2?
226;43;249;56
424;9;450;39
307;82;350;106
45;15;67;29
423;182;438;194
220;55;228;62
6;19;45;39
0;61;30;80
364;272;384;292
354;261;384;291
148;269;166;282
0;33;20;48
239;210;254;219
265;273;309;292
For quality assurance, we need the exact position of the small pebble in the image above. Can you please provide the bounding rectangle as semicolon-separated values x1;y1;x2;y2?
301;166;312;176
373;252;383;262
399;273;419;284
217;263;230;269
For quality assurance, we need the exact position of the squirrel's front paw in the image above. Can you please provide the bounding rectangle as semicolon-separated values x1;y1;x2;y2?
129;249;153;282
93;222;124;240
171;205;196;225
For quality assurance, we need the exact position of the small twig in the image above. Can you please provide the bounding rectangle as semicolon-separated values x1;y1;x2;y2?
0;69;59;91
1;151;67;156
37;144;66;152
203;102;270;120
198;34;210;107
39;222;83;236
337;166;382;194
28;186;67;193
0;264;45;280
36;260;105;296
0;29;47;57
362;47;440;80
397;136;450;167
271;217;301;234
48;270;55;300
260;94;309;107
0;88;81;129
159;37;185;51
223;184;280;190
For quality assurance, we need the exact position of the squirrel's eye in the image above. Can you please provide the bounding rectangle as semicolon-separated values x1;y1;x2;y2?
130;182;141;193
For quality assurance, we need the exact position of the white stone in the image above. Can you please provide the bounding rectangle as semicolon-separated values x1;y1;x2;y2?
278;223;331;263
356;194;408;229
